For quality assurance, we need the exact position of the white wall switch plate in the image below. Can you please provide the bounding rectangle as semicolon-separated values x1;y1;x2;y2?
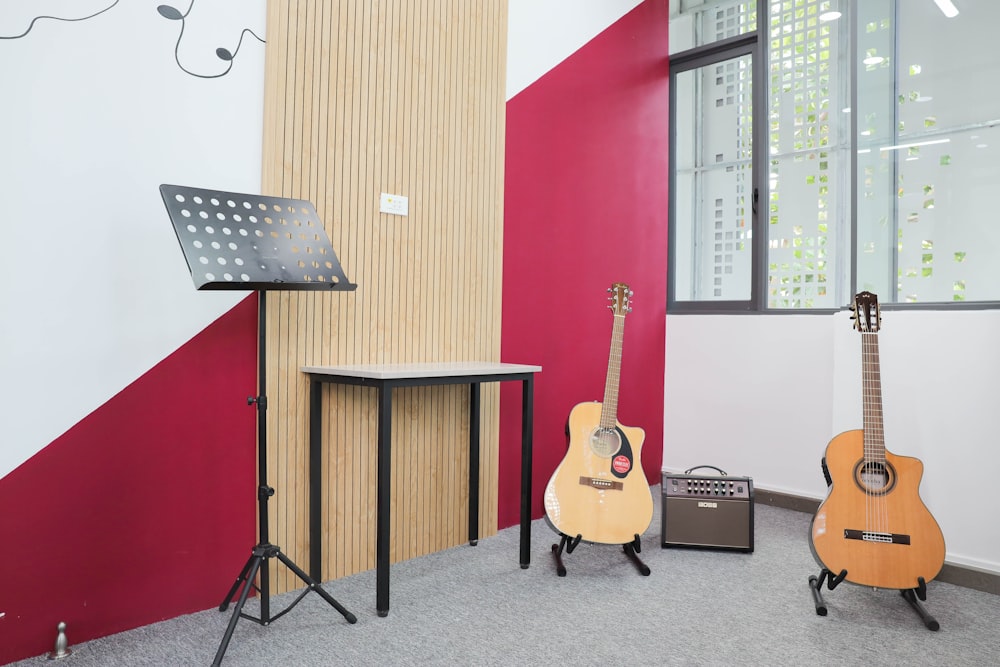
380;192;409;216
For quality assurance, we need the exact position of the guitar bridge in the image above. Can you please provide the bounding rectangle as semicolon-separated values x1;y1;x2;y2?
844;529;910;545
578;476;623;491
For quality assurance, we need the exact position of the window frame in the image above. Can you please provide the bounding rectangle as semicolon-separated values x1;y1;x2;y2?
667;19;769;313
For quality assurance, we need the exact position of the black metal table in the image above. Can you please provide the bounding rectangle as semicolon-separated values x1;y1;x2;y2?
303;361;541;616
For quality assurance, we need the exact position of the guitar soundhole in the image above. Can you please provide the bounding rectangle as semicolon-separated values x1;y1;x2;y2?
589;427;621;458
853;460;897;496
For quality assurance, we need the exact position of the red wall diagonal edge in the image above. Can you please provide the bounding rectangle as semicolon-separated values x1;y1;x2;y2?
0;296;257;664
499;0;671;528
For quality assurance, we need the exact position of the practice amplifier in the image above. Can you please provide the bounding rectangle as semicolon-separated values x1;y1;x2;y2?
661;467;754;552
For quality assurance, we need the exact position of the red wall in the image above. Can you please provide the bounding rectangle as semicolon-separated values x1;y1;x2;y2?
0;297;257;664
498;1;670;528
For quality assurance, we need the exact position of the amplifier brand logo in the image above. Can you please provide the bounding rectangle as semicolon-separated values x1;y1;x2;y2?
698;501;718;508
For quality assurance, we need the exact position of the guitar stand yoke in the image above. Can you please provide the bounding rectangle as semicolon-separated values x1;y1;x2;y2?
807;568;939;631
551;533;651;577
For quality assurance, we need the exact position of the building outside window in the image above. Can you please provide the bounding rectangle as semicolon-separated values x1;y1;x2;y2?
669;0;1000;310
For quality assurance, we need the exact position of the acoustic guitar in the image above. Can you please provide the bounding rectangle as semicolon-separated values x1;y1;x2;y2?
543;283;653;545
810;291;945;589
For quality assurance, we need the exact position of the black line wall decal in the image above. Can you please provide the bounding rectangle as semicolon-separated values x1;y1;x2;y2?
0;0;120;39
157;0;264;78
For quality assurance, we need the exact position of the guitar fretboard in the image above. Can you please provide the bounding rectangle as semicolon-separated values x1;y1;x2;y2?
861;331;886;464
600;313;625;429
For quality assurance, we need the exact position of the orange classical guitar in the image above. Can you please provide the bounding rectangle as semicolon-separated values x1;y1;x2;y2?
810;291;945;589
543;283;653;545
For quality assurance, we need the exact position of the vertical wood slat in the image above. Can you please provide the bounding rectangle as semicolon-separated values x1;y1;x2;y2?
261;0;507;592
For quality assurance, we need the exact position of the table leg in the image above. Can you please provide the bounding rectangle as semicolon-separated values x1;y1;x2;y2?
309;379;323;580
468;383;481;546
520;375;534;569
376;384;392;616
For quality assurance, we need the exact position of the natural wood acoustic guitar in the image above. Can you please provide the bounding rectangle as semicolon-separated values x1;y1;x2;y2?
543;283;653;545
810;291;945;589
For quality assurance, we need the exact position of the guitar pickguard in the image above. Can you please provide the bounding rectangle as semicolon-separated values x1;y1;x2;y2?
607;426;634;480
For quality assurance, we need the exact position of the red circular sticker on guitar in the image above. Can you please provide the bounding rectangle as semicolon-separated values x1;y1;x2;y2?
612;455;631;474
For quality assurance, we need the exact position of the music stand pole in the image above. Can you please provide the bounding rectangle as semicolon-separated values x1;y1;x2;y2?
212;291;356;665
158;185;358;666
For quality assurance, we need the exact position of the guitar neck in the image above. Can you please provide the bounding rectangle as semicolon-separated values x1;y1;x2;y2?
861;331;886;463
600;312;625;429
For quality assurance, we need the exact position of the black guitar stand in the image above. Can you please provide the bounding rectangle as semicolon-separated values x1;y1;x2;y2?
160;185;359;665
807;568;939;631
807;458;939;631
551;532;650;577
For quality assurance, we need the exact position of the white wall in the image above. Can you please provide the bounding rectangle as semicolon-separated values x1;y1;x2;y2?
506;0;643;100
664;311;1000;574
0;0;266;478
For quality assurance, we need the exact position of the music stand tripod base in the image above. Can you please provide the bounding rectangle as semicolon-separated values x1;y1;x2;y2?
160;184;358;666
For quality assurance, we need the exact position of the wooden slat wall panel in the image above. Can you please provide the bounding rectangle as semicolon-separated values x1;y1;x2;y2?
261;0;507;592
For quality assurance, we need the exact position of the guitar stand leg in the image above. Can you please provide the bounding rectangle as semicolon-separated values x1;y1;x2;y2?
551;534;580;577
808;568;847;616
807;574;828;616
901;578;940;631
623;534;650;576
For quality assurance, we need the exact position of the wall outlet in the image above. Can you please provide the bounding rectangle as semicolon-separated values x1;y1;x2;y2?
380;192;408;216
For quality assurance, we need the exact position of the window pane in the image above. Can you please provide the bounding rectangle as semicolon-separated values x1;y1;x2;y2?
857;0;1000;303
670;0;757;55
673;54;753;302
766;0;850;309
855;0;899;298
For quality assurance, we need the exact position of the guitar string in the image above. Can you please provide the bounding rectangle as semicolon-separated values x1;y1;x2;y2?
863;332;873;541
864;332;878;540
601;313;625;432
863;331;889;542
875;333;888;540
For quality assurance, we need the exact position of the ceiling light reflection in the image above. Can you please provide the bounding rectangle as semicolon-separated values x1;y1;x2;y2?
933;0;959;18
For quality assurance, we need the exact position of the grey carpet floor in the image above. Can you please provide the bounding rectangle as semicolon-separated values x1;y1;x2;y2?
13;496;998;666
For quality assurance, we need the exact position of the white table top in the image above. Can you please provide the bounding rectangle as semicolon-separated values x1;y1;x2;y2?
301;361;542;380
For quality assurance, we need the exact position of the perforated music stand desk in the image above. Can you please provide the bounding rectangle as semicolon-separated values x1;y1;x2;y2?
160;183;357;667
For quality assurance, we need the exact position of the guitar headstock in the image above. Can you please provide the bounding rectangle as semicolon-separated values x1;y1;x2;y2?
608;282;633;316
851;291;881;333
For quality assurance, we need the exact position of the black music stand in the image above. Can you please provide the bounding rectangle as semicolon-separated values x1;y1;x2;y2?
160;184;358;666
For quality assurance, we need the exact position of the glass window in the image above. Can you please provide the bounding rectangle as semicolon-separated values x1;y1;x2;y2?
857;0;1000;303
669;0;1000;310
766;0;851;308
672;52;755;302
